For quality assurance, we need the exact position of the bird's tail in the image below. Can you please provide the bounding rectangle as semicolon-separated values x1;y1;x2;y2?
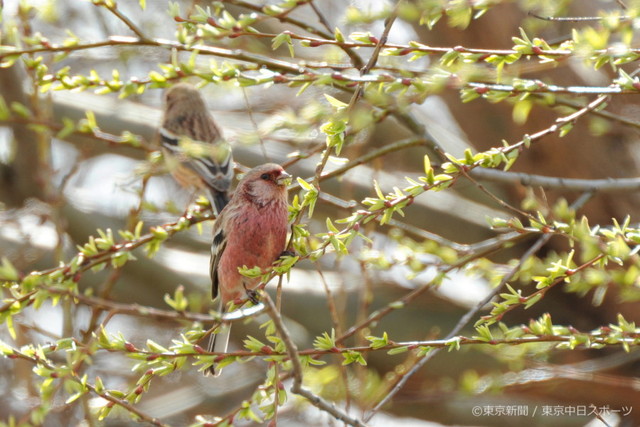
205;323;231;377
209;189;230;216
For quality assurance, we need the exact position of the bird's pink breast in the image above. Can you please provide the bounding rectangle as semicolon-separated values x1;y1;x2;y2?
218;200;288;303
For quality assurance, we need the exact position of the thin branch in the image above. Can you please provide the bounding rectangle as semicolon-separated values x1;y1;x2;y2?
315;261;353;411
9;29;640;69
529;12;628;22
317;137;430;182
471;168;640;192
100;2;150;41
6;36;639;106
502;95;611;154
222;0;365;68
223;0;332;39
0;36;305;74
85;382;169;427
550;96;640;129
241;87;270;161
467;81;626;95
462;167;536;219
7;347;168;426
52;290;213;323
308;1;334;35
363;191;595;421
312;188;469;252
98;332;640;359
348;1;401;110
261;291;369;427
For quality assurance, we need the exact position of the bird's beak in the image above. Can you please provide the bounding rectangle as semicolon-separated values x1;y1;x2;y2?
276;171;292;186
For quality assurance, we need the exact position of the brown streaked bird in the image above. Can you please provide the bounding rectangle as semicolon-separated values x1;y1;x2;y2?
159;83;234;215
206;163;291;376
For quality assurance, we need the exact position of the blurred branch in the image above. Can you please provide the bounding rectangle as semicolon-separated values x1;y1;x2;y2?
0;66;44;206
60;331;640;360
308;1;334;35
471;168;640;192
467;81;629;95
5;37;640;98
318;139;430;182
364;191;596;421
549;96;640;130
221;0;366;67
52;290;212;323
347;1;401;110
99;1;150;40
8;29;640;69
5;346;169;426
0;114;154;152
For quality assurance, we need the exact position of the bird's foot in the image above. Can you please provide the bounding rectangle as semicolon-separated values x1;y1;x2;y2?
245;288;260;305
241;280;260;305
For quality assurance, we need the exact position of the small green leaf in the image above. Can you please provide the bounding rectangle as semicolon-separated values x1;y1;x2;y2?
423;155;432;175
0;257;19;281
323;94;348;109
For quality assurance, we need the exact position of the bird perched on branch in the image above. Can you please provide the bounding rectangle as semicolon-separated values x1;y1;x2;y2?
206;163;291;376
159;82;234;215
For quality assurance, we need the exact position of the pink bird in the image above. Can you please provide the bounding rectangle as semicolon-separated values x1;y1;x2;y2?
206;163;291;376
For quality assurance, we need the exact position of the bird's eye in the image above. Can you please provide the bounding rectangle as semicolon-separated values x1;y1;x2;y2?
260;173;270;180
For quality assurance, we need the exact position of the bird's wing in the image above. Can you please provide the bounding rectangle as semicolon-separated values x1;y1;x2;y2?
209;227;227;300
159;127;181;152
188;143;234;192
159;127;234;193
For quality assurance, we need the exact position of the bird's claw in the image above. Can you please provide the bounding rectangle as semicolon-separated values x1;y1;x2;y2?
245;289;259;305
279;250;296;258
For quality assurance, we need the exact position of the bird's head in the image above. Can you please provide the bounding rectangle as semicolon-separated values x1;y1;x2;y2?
240;163;291;205
163;83;207;114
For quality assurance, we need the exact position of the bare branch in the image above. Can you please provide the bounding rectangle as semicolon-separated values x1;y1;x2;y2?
471;168;640;192
99;2;150;41
262;292;369;427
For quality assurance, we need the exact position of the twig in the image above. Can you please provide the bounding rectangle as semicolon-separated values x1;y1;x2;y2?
223;0;365;68
363;235;552;420
500;95;610;155
241;87;270;161
363;191;595;421
528;12;628;22
314;261;353;411
7;346;169;426
459;167;542;224
467;81;625;95
261;291;369;427
317;137;430;182
549;96;640;130
308;1;334;35
348;2;401;110
311;186;469;252
471;168;640;192
44;290;213;323
100;2;150;41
